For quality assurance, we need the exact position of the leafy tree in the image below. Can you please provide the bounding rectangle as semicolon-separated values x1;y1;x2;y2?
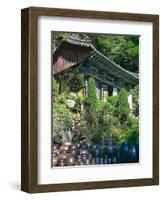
131;85;139;117
83;77;98;144
95;101;115;143
72;113;93;145
127;122;139;146
87;77;97;105
92;35;139;73
85;77;97;115
107;95;119;114
119;117;139;146
52;33;69;51
116;88;129;124
52;78;59;103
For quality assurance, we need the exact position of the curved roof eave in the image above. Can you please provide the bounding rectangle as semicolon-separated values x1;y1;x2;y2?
58;38;139;83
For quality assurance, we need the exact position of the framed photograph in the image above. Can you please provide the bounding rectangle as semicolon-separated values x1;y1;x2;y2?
21;7;159;193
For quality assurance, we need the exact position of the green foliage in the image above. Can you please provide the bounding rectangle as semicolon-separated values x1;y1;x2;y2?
107;95;118;106
53;82;139;146
83;77;98;144
53;104;73;130
86;77;97;105
52;33;69;51
96;112;114;143
92;35;139;73
96;100;113;114
95;101;112;143
119;116;139;145
127;122;139;146
53;103;73;143
96;100;123;143
71;114;92;144
83;78;97;142
54;92;75;104
53;78;59;92
107;95;119;113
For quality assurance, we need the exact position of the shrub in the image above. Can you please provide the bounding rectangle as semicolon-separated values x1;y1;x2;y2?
93;100;118;144
53;104;72;129
83;77;98;143
127;123;139;146
118;115;139;145
127;115;139;145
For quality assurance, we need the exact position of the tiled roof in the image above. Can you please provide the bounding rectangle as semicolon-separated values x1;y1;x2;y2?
53;37;139;85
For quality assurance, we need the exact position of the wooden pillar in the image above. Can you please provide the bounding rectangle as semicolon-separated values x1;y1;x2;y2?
95;80;100;99
113;87;118;96
103;84;108;101
58;79;62;94
108;85;113;96
128;92;133;109
83;79;88;96
100;84;104;100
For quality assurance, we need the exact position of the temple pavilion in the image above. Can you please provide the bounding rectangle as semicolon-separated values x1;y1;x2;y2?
52;37;139;109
